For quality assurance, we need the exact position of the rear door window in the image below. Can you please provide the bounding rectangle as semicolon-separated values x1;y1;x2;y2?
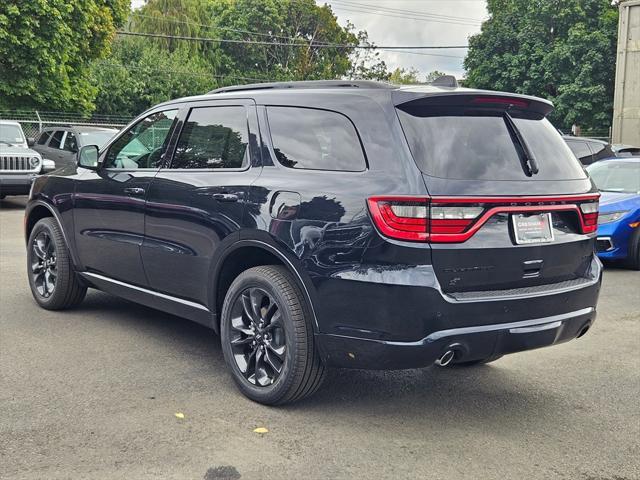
48;130;65;149
267;106;366;172
397;106;586;180
170;106;249;169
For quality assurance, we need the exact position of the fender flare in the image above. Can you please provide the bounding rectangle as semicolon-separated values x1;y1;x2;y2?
209;237;320;334
25;199;81;268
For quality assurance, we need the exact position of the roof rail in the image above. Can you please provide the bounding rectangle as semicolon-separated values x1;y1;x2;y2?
208;79;396;95
430;75;458;88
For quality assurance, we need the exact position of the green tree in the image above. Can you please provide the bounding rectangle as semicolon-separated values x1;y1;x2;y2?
425;70;447;83
206;0;358;81
389;67;420;84
464;0;618;130
90;37;214;116
0;0;129;113
346;26;390;81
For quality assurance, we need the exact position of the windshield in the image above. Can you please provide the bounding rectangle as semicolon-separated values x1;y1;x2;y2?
396;106;586;181
586;161;640;194
0;124;25;145
79;131;116;148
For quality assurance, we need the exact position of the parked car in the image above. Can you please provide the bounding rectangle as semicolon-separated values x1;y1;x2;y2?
586;157;640;269
611;144;640;157
563;136;615;165
31;126;117;169
24;80;602;405
0;120;55;198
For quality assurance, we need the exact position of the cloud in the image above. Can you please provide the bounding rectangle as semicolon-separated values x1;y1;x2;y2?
320;0;487;79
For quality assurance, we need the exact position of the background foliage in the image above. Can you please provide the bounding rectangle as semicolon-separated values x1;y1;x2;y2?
464;0;618;130
0;0;620;130
0;0;129;113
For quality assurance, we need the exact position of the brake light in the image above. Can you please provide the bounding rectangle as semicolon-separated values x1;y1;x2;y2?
472;96;529;108
367;194;600;242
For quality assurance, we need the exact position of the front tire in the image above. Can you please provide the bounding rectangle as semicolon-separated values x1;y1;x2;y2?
220;265;325;405
27;217;87;310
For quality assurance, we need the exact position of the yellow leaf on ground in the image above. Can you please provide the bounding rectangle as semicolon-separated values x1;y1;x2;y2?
174;412;185;419
253;427;268;434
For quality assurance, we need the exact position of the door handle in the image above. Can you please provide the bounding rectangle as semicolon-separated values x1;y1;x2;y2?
124;187;146;196
211;193;239;202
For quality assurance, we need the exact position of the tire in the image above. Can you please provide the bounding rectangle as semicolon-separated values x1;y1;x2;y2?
220;265;325;405
627;229;640;270
454;354;503;367
27;217;87;310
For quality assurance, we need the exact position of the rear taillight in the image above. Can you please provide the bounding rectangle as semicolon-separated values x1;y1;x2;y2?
579;200;599;233
367;197;429;241
367;197;484;242
368;194;600;243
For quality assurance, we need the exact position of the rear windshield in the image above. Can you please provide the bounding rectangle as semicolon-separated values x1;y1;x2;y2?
397;106;586;181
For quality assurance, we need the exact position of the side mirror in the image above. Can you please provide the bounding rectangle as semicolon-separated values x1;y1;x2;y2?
78;144;99;170
27;137;35;147
41;159;56;173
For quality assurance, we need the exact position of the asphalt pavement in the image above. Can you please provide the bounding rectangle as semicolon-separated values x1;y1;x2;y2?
1;195;639;480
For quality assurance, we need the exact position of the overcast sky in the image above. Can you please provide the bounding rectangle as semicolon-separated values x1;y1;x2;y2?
131;0;488;79
319;0;487;79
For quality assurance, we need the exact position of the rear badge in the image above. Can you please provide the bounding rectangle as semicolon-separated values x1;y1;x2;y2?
512;213;554;244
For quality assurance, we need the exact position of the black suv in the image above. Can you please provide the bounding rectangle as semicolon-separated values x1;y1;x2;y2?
24;80;602;405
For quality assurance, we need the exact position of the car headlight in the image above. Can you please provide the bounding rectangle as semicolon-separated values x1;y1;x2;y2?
30;156;41;168
598;211;629;225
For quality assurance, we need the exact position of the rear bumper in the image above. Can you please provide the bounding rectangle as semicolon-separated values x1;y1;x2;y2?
315;255;602;369
318;306;595;369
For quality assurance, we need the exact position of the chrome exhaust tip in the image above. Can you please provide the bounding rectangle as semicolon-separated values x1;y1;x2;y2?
435;349;455;367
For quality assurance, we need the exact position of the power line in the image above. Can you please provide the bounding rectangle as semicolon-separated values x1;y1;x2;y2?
116;30;469;49
327;2;482;26
129;12;313;44
379;48;465;59
329;0;484;25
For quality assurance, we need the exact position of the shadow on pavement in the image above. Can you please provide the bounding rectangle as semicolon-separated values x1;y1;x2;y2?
72;290;559;427
0;195;28;210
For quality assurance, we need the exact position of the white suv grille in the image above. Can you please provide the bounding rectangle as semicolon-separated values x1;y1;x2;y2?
0;155;39;173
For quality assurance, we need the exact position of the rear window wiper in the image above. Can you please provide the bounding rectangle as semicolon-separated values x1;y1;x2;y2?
503;111;539;176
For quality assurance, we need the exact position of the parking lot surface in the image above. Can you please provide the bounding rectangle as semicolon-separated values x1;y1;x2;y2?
1;196;639;480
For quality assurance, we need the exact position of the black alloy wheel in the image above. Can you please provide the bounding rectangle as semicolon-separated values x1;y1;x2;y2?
30;230;57;298
27;217;87;310
229;287;287;387
220;265;325;405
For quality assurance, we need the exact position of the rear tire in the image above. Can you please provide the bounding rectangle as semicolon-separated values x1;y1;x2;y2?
220;265;325;405
627;229;640;270
454;354;503;367
27;218;87;310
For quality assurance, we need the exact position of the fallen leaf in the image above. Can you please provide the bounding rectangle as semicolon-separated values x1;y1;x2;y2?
253;427;268;434
174;412;185;419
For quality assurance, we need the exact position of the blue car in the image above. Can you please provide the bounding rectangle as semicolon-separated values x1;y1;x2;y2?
586;157;640;269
